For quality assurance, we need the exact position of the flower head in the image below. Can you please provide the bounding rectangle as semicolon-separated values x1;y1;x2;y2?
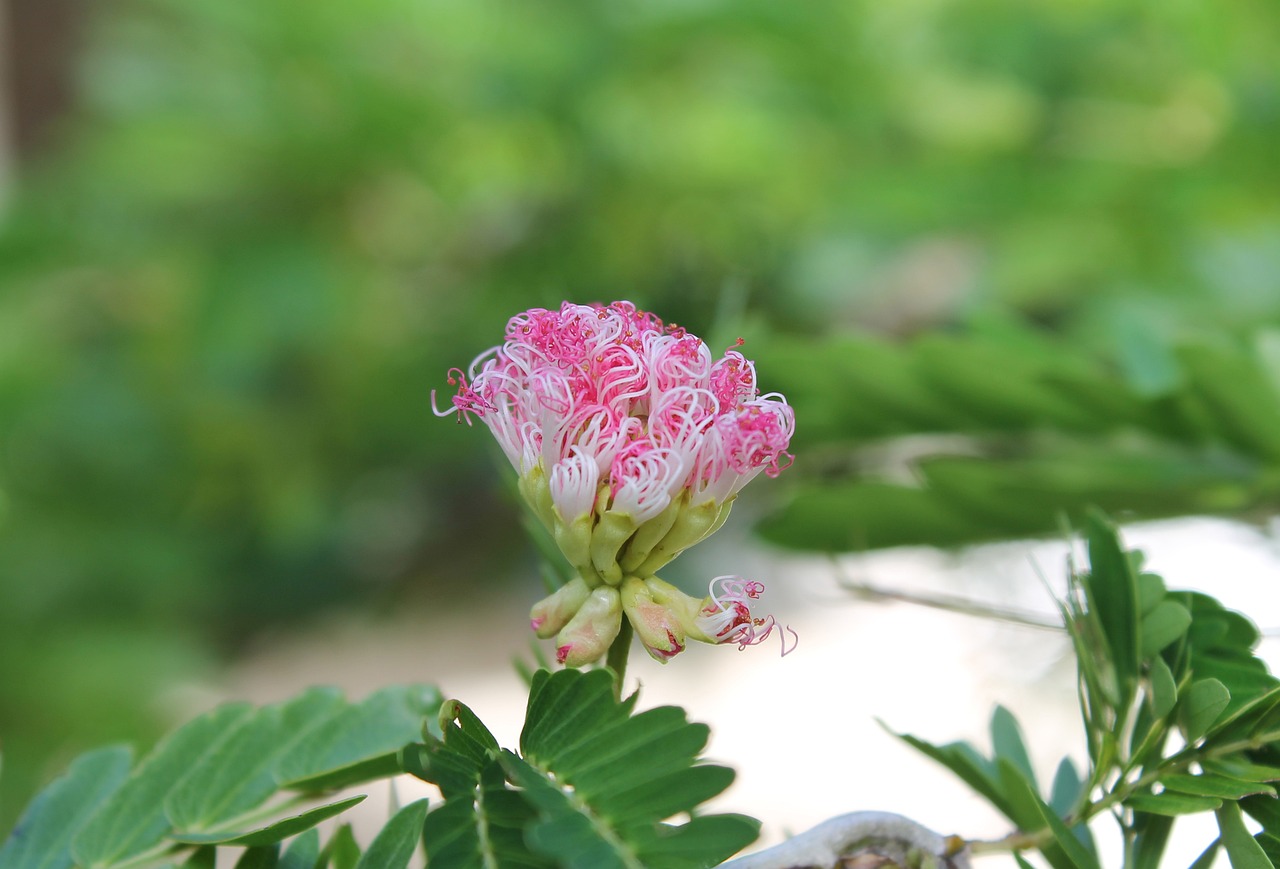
437;301;795;664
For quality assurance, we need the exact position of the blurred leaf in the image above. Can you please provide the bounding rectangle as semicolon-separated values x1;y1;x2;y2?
889;730;1012;820
280;829;320;869
1180;678;1231;743
1131;813;1173;869
1126;792;1222;817
353;799;427;869
182;845;216;868
1205;760;1280;784
1189;840;1222;869
991;706;1038;793
319;825;360;869
73;702;253;868
1084;511;1139;694
1159;774;1275;801
233;846;278;869
0;746;133;869
1140;601;1192;658
1216;802;1272;869
1148;656;1178;719
1048;759;1082;818
997;759;1100;869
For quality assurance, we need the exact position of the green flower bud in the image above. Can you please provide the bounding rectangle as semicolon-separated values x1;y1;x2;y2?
555;586;622;666
529;576;592;639
620;576;686;663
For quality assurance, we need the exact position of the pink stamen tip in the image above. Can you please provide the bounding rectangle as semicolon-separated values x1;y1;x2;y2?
556;644;572;665
530;616;545;631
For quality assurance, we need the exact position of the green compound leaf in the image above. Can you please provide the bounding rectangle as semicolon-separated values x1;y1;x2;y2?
276;685;442;792
353;800;428;869
511;669;758;869
410;701;549;869
2;685;437;869
169;795;367;847
73;702;254;869
0;745;133;869
166;687;346;832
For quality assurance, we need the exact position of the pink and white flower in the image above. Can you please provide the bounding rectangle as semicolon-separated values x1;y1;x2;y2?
436;301;795;664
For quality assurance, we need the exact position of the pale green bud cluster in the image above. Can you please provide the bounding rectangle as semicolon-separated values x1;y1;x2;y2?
524;470;737;664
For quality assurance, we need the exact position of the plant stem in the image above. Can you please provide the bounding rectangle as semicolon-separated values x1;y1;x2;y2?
606;619;633;699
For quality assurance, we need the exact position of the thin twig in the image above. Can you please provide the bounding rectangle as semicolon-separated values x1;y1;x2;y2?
834;568;1063;631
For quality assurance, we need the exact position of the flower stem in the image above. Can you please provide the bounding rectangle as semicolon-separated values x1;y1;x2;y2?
606;619;633;699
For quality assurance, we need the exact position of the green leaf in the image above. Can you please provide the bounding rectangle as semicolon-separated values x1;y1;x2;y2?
1136;573;1167;617
73;702;254;869
991;706;1038;793
1160;773;1276;801
169;795;367;846
1216;802;1273;869
1210;759;1280;783
1084;511;1140;695
1241;793;1280;834
508;669;758;869
889;729;1012;820
1148;656;1178;719
0;745;133;869
276;685;441;792
1189;839;1222;869
182;846;216;869
1181;678;1232;742
1131;813;1173;869
630;815;761;869
353;799;428;869
280;830;320;869
1140;601;1192;658
1126;792;1224;816
413;706;548;869
1049;759;1083;817
319;825;361;869
503;751;642;869
166;688;346;832
997;759;1100;869
420;770;550;869
1047;759;1096;856
233;846;278;869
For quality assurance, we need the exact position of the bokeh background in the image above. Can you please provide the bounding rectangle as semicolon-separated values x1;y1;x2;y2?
2;0;1279;847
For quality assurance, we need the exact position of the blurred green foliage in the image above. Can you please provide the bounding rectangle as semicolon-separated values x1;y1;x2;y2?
1;0;1278;837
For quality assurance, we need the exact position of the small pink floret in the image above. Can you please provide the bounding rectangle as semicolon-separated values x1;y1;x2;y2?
698;575;797;657
556;644;572;665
